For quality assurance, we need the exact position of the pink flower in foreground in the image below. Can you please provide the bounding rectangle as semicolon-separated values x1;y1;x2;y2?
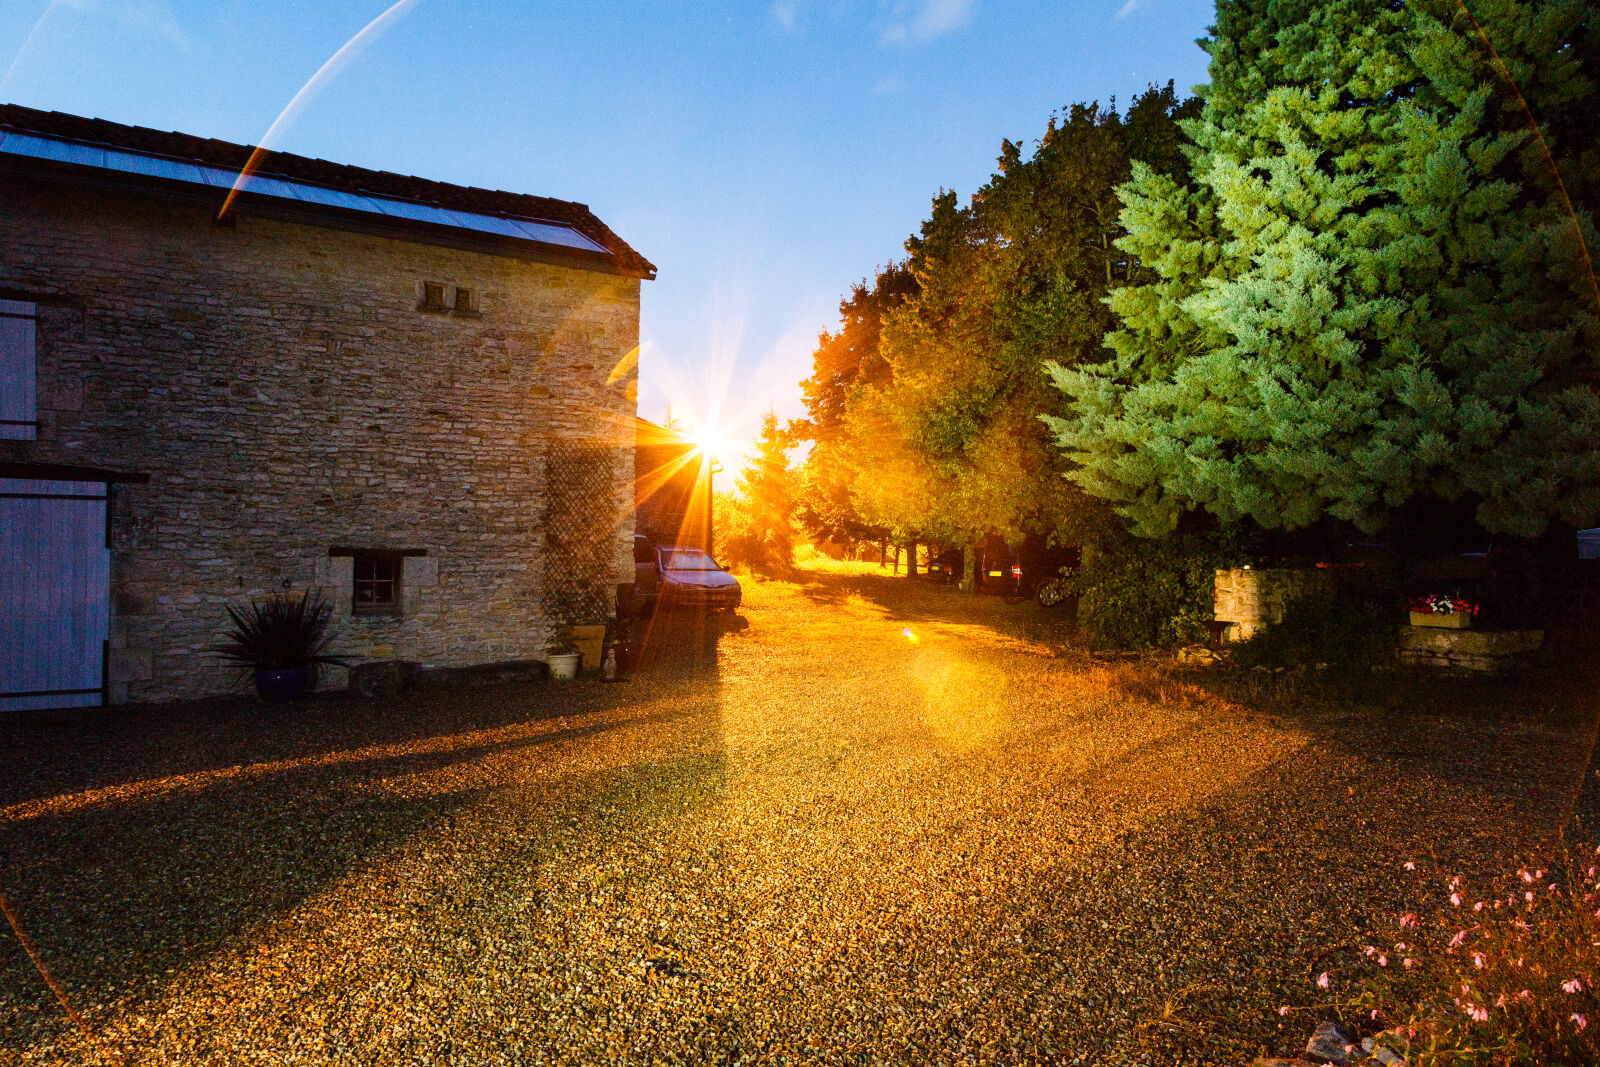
1404;958;1418;970
1364;945;1378;956
1518;990;1532;1000
1526;891;1536;903
1563;978;1584;994
1317;972;1330;989
1521;869;1535;883
1473;952;1486;969
1370;1010;1381;1021
1279;1006;1291;1016
1574;1014;1589;1031
1474;901;1484;912
1399;913;1417;929
1451;893;1462;906
1466;1004;1489;1023
1377;954;1388;967
1449;930;1468;948
1404;861;1416;870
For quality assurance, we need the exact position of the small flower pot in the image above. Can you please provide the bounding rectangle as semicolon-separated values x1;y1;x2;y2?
546;652;582;681
254;666;311;703
1410;611;1472;629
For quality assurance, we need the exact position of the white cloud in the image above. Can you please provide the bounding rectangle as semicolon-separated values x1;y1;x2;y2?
881;0;975;44
1115;0;1145;19
770;0;801;33
56;0;192;51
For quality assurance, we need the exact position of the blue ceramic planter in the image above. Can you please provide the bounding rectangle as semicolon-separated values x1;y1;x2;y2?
254;666;310;703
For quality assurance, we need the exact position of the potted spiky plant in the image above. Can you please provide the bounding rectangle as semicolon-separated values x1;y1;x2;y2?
212;589;346;702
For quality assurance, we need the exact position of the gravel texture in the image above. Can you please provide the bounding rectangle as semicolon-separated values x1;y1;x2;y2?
1;569;1594;1065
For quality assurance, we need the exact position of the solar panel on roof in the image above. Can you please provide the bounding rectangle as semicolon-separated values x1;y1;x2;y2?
0;129;611;257
3;132;105;168
235;175;310;201
106;152;215;186
510;218;608;252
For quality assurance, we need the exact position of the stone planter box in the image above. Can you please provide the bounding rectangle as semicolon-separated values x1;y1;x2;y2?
1409;611;1471;629
1396;627;1543;674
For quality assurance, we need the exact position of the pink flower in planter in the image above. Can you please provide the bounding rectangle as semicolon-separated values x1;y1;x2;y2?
1404;861;1416;870
1317;972;1330;989
1473;952;1486;969
1563;978;1584;994
1279;1006;1291;1016
1399;914;1417;928
1466;1004;1489;1024
1573;1014;1589;1031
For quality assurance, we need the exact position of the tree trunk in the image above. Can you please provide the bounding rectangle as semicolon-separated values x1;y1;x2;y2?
907;540;919;578
961;542;978;593
892;545;900;575
879;539;888;567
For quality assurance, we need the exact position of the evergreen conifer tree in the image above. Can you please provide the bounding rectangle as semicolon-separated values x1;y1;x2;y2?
728;412;797;571
1046;0;1600;538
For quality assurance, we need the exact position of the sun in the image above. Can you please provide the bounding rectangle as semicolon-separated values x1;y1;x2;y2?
679;417;748;474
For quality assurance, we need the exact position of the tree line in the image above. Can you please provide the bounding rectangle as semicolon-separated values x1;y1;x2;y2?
772;0;1599;641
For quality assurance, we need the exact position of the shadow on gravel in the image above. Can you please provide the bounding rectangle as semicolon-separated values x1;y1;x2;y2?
1169;658;1600;841
0;698;718;1018
0;617;743;1047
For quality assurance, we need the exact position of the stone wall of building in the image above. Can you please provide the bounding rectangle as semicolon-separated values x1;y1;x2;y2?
0;177;640;702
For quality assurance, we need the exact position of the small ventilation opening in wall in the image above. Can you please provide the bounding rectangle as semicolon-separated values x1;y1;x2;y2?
452;287;480;317
418;282;447;312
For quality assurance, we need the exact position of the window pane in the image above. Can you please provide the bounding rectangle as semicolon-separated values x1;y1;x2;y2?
352;554;400;610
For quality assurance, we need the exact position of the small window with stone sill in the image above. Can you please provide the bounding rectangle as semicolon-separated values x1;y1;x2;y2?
451;286;481;317
352;551;403;615
417;281;448;314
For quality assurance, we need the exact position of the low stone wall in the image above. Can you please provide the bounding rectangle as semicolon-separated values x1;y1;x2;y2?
1396;627;1543;673
1213;567;1338;642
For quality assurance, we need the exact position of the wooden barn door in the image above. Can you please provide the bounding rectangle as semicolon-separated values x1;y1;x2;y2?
0;478;110;711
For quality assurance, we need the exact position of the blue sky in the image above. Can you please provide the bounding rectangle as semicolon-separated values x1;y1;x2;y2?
1;0;1214;467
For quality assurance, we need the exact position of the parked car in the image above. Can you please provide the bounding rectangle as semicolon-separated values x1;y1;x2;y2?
631;536;741;613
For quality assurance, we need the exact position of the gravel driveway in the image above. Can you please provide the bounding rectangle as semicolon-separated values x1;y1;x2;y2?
2;570;1593;1065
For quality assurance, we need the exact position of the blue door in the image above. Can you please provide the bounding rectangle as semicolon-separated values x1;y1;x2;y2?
1;478;110;711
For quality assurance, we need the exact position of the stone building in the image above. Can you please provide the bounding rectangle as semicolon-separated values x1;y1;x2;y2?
0;104;654;708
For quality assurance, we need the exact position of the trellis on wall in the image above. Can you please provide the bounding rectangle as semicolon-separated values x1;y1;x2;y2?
542;440;619;625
